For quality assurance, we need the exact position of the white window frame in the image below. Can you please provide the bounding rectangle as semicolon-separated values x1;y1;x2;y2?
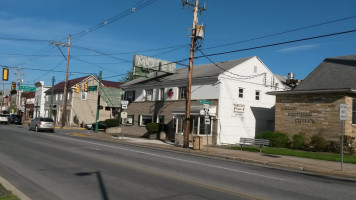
56;94;58;101
145;89;153;101
81;91;87;100
158;88;164;101
139;115;153;126
178;87;187;100
60;94;63;100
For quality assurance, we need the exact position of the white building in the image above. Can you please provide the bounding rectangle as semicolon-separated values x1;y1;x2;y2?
34;81;51;118
121;56;288;145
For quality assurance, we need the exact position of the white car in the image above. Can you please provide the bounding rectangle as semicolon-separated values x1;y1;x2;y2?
0;114;9;124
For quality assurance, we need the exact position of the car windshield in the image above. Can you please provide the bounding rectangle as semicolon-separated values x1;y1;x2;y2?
41;118;54;122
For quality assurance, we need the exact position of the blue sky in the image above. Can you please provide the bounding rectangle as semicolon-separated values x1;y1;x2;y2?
1;0;356;89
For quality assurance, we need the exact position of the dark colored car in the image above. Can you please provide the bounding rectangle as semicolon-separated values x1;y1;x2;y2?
85;121;106;130
28;117;55;132
9;114;22;125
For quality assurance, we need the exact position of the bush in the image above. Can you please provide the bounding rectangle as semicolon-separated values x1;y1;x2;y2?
145;123;162;134
309;134;329;152
292;134;305;150
256;131;289;148
328;135;355;155
104;119;121;128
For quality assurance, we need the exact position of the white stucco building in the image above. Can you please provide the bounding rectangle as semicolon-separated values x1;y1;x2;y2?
121;56;288;145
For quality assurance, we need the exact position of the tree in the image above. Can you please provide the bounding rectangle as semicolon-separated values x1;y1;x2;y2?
119;70;136;83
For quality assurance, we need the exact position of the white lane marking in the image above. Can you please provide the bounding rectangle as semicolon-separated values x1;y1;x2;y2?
46;134;287;181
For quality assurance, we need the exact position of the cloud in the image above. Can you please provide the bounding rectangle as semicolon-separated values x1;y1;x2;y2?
277;44;320;53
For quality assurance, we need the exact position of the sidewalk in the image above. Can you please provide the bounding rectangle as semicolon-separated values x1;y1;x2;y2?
71;132;356;181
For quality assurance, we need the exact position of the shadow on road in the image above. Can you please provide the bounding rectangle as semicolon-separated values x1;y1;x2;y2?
75;171;109;200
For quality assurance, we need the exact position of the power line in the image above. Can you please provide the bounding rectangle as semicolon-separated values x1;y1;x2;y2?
203;15;356;50
195;28;356;59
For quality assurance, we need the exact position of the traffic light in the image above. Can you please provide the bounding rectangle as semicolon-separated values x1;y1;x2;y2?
84;83;88;92
75;84;80;93
2;68;9;81
11;82;16;91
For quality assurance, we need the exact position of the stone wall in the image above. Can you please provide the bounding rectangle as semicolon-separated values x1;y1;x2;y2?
275;92;356;140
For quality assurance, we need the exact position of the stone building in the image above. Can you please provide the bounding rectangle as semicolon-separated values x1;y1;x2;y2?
269;54;356;140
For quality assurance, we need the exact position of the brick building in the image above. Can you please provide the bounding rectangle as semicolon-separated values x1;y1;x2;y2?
269;54;356;140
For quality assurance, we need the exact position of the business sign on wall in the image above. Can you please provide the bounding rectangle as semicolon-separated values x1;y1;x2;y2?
133;54;176;77
232;103;245;116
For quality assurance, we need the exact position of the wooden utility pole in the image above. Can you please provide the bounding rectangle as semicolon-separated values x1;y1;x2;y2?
182;0;206;148
60;35;71;128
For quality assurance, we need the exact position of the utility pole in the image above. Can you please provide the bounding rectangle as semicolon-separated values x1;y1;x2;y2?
182;0;206;148
49;76;55;119
51;35;71;128
95;71;102;133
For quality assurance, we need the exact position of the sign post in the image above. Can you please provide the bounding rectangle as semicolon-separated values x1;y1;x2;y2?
204;104;210;152
339;104;348;171
121;100;129;139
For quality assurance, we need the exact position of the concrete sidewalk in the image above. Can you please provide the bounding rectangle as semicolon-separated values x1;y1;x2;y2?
70;132;356;181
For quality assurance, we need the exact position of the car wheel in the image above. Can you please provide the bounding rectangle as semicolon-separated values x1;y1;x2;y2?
50;129;54;133
35;126;39;132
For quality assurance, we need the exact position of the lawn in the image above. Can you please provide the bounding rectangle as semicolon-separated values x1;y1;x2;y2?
0;184;20;200
227;146;356;164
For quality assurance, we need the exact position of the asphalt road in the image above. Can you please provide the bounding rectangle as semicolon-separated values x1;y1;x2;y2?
1;124;356;200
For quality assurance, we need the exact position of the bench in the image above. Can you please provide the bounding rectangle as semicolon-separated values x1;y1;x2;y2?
239;138;270;154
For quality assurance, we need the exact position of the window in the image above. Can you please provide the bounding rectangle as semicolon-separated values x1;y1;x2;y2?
145;89;153;101
67;93;70;100
156;115;165;123
178;87;187;100
123;115;134;125
238;88;244;98
60;94;62;100
353;99;356;124
46;95;49;101
139;115;153;126
255;90;260;100
81;91;87;100
125;91;135;103
158;88;164;101
55;94;58;101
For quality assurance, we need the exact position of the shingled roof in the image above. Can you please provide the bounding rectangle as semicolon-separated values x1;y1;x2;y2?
294;54;356;91
121;56;253;89
45;75;123;93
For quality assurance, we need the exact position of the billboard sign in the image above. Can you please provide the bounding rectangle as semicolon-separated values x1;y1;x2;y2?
133;54;176;77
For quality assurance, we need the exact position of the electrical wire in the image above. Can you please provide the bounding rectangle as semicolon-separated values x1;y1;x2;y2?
203;15;356;50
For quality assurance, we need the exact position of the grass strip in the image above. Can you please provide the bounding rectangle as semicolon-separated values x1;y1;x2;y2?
0;184;20;200
227;146;356;164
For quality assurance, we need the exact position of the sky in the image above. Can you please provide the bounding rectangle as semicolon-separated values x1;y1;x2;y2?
1;0;356;89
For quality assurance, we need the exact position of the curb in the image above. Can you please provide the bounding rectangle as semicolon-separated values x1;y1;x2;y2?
0;175;31;200
73;133;356;181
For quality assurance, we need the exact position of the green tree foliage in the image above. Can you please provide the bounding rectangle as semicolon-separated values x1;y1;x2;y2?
145;123;162;134
119;70;136;83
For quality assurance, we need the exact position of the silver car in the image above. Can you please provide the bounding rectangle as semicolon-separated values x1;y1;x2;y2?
29;117;55;132
0;114;9;124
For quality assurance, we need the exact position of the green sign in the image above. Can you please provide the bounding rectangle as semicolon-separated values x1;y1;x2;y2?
19;86;36;92
88;85;97;91
198;100;211;105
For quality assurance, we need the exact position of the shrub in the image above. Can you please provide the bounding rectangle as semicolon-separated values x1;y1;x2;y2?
328;135;355;155
104;119;121;128
309;134;329;152
292;134;305;150
256;131;289;148
145;123;162;134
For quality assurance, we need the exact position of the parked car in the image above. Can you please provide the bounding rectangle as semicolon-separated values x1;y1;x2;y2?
0;114;9;124
9;114;22;125
28;117;55;132
85;121;106;130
